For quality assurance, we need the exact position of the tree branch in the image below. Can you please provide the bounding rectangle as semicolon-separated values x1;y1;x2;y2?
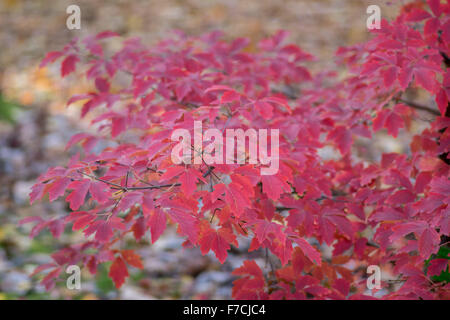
398;98;441;116
77;170;180;191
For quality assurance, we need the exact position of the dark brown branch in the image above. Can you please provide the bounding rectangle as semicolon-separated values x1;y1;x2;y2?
77;170;123;188
398;98;441;116
115;184;180;190
202;166;215;178
146;166;163;174
77;170;180;191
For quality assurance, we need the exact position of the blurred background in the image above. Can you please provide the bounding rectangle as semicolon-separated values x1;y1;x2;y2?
0;0;408;299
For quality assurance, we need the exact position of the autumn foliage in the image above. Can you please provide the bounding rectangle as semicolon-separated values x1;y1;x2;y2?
23;0;450;299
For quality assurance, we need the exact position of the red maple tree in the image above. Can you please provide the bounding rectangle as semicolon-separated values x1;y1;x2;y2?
23;0;449;299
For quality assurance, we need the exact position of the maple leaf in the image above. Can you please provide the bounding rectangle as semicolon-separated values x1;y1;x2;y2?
61;55;79;77
26;2;450;299
167;208;198;244
41;267;63;291
132;216;146;241
47;177;71;202
232;260;266;299
418;227;440;258
67;211;96;231
212;180;252;217
109;257;129;288
160;166;185;181
427;259;448;277
121;250;144;269
95;30;120;39
254;101;274;119
319;210;354;244
390;221;428;243
198;223;238;263
65;132;98;153
83;217;126;243
294;237;322;266
148;208;167;243
89;181;110;204
247;219;282;244
386;189;416;204
65;179;91;210
40;51;63;68
95;77;110;93
327;126;352;155
179;168;204;196
261;175;290;201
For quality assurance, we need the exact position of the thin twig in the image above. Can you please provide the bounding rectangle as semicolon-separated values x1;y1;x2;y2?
77;170;123;188
398;98;440;116
77;169;179;190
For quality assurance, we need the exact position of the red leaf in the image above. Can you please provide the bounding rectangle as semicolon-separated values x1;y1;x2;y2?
48;177;71;202
121;250;144;269
384;112;404;138
255;101;274;119
109;257;129;288
41;267;62;290
18;216;44;226
111;116;126;138
84;217;126;243
328;126;352;155
66;94;93;107
428;259;448;277
233;260;263;278
179;168;204;196
68;211;96;231
221;90;241;104
232;260;266;299
248;219;281;243
95;77;110;92
89;181;110;204
427;0;441;17
199;224;237;263
132;217;146;241
263;96;291;113
321;210;354;242
436;89;448;116
168;207;198;244
61;55;79;77
148;208;167;243
406;9;431;21
160;166;185;181
390;221;427;243
65;132;91;150
418;228;440;258
261;175;290;201
429;176;450;196
383;66;397;87
333;278;350;297
96;31;120;40
294;238;322;266
414;68;436;92
31;263;57;277
386;190;415;204
66;179;90;210
204;85;235;93
212;181;252;217
30;183;45;204
40;51;63;68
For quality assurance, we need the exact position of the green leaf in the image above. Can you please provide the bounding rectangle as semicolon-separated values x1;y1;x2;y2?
0;94;20;123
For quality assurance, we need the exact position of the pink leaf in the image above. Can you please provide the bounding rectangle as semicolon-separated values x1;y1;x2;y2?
61;55;79;77
66;179;91;210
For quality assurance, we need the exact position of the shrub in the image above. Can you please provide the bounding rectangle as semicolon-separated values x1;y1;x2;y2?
24;1;449;299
